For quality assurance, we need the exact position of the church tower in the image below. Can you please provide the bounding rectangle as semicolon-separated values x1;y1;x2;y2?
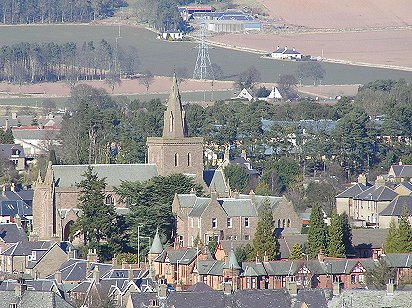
32;161;55;240
147;74;204;180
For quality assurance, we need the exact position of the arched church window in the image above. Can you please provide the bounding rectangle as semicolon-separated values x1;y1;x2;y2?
287;219;291;228
174;153;179;167
277;219;281;228
282;219;285;228
169;111;174;132
105;194;114;205
187;152;191;166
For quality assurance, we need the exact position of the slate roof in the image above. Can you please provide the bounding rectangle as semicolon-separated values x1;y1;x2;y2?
2;240;49;256
219;199;257;217
0;144;24;158
149;229;163;254
0;290;74;308
383;253;412;268
186;282;214;292
224;249;241;270
389;165;412;178
336;183;371;198
176;194;197;208
0;223;28;243
395;181;412;193
47;258;112;282
0;200;32;217
203;169;228;194
13;128;60;141
196;260;225;276
0;279;58;293
52;164;158;188
354;185;397;201
0;115;63;128
189;197;210;217
155;247;200;265
380;195;412;216
329;289;412;308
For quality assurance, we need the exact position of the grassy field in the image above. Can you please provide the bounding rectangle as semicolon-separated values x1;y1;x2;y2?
0;24;412;86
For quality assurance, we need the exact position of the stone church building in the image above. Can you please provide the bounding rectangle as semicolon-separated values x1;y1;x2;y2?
32;75;227;241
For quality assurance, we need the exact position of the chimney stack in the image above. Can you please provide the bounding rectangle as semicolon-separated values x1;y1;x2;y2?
332;282;341;296
112;257;118;268
386;279;395;295
55;270;62;284
287;280;297;296
93;265;101;282
157;283;168;299
223;282;233;295
358;173;367;185
14;214;22;228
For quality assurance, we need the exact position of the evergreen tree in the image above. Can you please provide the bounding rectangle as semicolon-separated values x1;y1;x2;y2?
208;237;218;255
396;206;412;252
244;243;255;261
0;129;14;144
235;245;247;264
366;258;396;290
289;243;303;260
253;200;280;260
193;233;203;247
340;212;354;255
72;166;117;248
306;203;328;259
328;209;346;258
223;164;249;193
385;219;399;253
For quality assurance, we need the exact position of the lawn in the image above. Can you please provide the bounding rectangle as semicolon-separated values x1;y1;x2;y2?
0;24;411;85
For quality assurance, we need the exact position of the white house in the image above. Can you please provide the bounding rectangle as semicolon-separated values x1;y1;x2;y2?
233;88;253;101
271;46;302;60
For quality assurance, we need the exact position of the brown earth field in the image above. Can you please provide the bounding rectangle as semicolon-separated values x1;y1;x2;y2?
208;29;412;69
258;0;412;29
0;77;233;98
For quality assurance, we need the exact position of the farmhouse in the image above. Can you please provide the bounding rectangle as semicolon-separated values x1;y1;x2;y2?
271;46;302;60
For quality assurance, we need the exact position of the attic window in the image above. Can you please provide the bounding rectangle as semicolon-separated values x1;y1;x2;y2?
212;218;217;229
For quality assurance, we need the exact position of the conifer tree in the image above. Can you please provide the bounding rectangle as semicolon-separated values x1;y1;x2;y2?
396;206;412;252
306;203;328;259
193;233;203;247
72;166;117;247
328;209;346;258
244;243;255;261
340;212;354;255
253;200;280;260
385;219;399;253
289;243;304;260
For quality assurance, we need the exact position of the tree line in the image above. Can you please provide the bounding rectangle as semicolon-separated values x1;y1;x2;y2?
0;0;126;24
0;40;138;85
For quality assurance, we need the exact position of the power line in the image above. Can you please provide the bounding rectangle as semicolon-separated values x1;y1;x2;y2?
193;19;214;81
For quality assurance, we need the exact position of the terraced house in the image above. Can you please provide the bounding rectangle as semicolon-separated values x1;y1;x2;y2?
172;190;300;248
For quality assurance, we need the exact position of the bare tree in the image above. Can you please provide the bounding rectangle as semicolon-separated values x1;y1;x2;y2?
236;65;261;90
138;70;154;92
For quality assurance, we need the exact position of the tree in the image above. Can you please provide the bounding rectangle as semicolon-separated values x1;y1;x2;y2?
340;212;354;255
297;62;325;85
223;164;248;192
208;237;218;255
328;209;346;258
385;219;400;253
235;245;247;264
0;129;14;144
72;166;117;249
253;200;280;260
236;66;261;90
366;258;396;289
139;70;154;92
277;74;298;90
385;207;412;253
306;203;328;259
289;243;303;260
244;243;255;261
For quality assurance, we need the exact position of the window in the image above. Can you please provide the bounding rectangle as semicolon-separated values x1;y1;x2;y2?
244;217;250;228
287;219;291;228
105;194;114;205
282;219;286;228
197;218;201;228
179;235;184;247
187;153;191;166
212;218;217;229
251;278;256;289
277;219;281;228
191;217;194;228
169;111;174;132
244;235;250;240
174;153;179;167
9;304;17;308
227;217;232;228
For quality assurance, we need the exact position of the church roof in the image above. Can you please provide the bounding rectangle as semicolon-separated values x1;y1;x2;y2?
52;164;158;188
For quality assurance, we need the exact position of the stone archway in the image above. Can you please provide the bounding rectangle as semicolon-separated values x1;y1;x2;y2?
63;220;74;241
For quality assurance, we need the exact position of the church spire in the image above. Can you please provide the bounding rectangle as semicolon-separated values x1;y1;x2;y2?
162;74;187;138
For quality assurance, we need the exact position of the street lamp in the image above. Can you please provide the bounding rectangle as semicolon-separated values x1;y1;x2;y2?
137;225;143;268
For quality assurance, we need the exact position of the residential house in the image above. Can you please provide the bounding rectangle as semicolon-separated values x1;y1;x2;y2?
0;288;74;308
379;195;412;228
0;186;33;229
233;88;253;101
0;220;28;254
172;190;300;248
388;164;412;182
271;47;302;60
12;127;60;156
335;174;371;217
0;144;26;170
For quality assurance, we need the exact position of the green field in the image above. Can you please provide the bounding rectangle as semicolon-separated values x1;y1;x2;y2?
0;24;412;85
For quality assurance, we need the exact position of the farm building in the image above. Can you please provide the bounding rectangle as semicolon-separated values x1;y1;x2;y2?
207;20;261;33
271;46;302;60
178;6;215;21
